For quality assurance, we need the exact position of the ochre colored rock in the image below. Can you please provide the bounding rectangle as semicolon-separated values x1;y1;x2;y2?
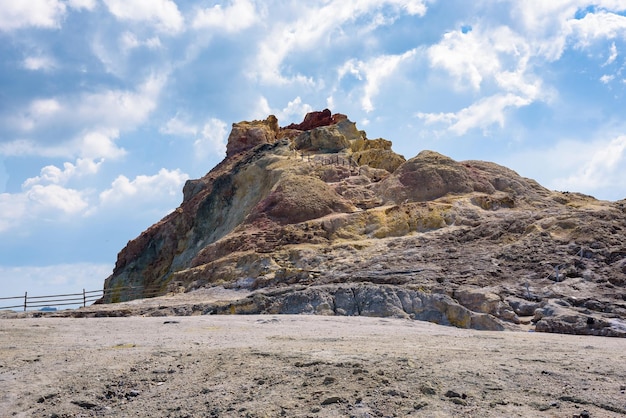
99;111;626;336
352;149;405;173
294;120;362;152
253;174;356;224
226;115;279;157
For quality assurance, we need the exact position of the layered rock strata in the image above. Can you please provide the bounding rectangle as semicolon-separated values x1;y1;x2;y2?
100;110;626;336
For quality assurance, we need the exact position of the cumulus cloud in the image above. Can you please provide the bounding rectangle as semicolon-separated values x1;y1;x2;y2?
600;74;615;84
0;180;90;232
22;55;57;71
26;184;89;214
552;135;626;194
0;0;66;31
253;0;428;84
98;168;189;209
338;49;417;112
194;119;228;159
0;130;125;161
160;114;198;137
570;10;626;47
251;96;313;125
417;93;533;136
102;0;184;33
23;158;102;188
419;23;548;135
428;26;535;93
161;115;228;158
192;0;258;32
11;74;165;135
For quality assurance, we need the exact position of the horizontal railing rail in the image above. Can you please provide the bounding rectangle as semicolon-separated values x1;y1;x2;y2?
0;286;164;311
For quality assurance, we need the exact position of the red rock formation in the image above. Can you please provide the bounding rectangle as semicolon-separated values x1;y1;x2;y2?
98;112;626;337
283;109;347;131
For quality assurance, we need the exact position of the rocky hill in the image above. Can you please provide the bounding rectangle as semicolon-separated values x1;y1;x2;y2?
100;110;626;337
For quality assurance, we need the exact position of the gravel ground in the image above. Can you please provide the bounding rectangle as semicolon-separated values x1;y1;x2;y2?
1;314;626;417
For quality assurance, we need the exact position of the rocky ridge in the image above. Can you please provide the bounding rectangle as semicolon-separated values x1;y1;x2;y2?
100;110;626;336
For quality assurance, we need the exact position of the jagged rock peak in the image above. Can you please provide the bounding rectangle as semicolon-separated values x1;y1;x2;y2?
226;115;279;157
226;110;353;158
283;108;348;131
99;110;626;338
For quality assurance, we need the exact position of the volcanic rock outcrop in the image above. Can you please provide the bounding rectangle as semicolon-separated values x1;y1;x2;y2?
101;110;626;336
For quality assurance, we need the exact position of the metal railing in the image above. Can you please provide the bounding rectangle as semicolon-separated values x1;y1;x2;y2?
0;286;165;311
0;289;103;311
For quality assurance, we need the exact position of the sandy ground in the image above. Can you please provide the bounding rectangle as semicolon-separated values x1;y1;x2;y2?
1;314;625;418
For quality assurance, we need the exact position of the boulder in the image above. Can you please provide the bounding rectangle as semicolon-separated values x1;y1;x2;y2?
226;115;279;157
378;151;476;203
454;286;518;323
351;149;405;173
253;174;356;224
294;120;361;152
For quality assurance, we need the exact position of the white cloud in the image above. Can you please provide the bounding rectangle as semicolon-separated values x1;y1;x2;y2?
12;74;165;135
194;119;228;159
77;130;126;160
31;98;62;116
604;42;618;65
252;96;272;120
192;0;258;32
276;97;313;124
103;0;184;33
26;184;89;214
119;31;162;52
160;114;228;158
160;114;198;137
253;0;428;84
428;26;533;92
500;132;626;200
0;139;68;158
0;130;125;160
570;10;626;47
600;74;615;84
417;93;533;136
0;0;66;31
250;96;313;125
11;98;63;131
339;49;418;112
421;22;553;135
552;135;626;194
23;55;57;71
511;1;626;60
0;192;27;232
98;168;189;208
75;74;166;129
23;158;102;188
66;0;97;10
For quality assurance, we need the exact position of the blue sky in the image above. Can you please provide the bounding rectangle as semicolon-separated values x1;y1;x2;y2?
1;0;626;301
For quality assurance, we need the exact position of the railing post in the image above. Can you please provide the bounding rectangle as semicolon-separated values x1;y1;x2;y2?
24;292;27;311
83;288;86;307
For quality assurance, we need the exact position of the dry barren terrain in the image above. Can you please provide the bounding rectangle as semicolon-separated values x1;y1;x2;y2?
1;312;625;417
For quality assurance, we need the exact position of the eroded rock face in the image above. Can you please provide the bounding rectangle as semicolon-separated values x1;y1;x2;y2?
226;115;279;157
100;110;626;336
